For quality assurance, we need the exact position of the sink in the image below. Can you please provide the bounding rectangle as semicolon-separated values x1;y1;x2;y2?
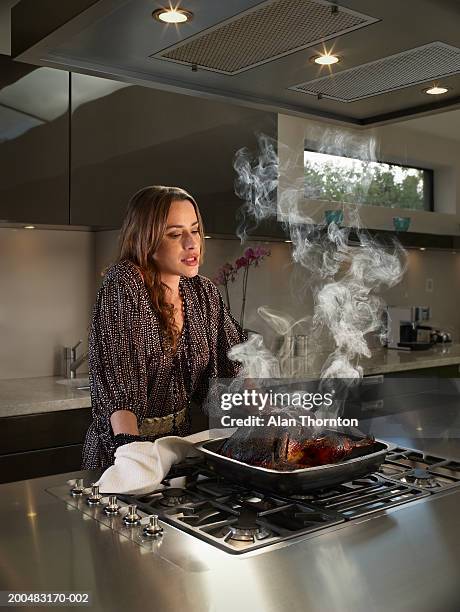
56;377;90;391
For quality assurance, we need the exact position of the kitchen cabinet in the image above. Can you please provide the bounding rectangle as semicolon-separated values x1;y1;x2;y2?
0;401;207;484
406;364;460;377
349;228;460;250
0;408;91;483
70;73;278;235
349;365;460;419
0;56;69;224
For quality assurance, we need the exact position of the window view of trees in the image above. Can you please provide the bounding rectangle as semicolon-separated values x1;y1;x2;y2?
304;151;429;210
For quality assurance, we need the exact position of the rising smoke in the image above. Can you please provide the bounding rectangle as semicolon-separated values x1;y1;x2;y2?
230;128;407;387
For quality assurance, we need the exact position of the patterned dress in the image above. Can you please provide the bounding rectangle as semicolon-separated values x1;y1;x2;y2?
81;260;247;469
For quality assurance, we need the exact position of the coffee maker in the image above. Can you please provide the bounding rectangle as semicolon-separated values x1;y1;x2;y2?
384;306;433;350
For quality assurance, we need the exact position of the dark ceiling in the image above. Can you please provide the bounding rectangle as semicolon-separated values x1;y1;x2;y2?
11;0;460;125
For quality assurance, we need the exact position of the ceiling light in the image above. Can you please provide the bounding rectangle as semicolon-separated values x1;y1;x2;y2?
311;54;340;66
152;7;193;24
419;247;426;251
204;235;212;239
423;85;449;95
24;225;35;229
284;240;292;243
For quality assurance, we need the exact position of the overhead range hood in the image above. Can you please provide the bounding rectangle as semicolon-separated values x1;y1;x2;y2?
10;0;460;126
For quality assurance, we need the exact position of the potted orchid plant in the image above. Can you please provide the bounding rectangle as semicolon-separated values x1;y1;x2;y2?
214;246;270;328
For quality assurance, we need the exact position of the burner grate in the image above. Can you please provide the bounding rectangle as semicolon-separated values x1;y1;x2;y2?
302;475;430;519
51;444;460;556
379;450;460;491
261;504;335;534
133;485;202;515
116;447;458;553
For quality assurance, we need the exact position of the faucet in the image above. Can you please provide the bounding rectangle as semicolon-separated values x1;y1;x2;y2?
64;340;89;379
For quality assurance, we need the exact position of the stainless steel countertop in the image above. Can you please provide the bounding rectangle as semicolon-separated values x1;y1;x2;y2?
1;408;459;612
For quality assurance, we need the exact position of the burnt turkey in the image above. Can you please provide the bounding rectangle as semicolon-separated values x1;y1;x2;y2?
219;426;375;470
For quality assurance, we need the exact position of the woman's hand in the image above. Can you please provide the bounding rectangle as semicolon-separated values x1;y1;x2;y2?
110;410;139;435
243;378;258;391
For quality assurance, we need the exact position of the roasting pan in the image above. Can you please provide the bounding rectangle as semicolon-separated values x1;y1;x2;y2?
196;433;396;494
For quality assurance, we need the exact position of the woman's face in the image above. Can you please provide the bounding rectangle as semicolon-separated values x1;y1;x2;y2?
153;199;201;279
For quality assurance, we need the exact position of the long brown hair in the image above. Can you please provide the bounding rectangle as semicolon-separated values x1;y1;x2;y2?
117;185;205;350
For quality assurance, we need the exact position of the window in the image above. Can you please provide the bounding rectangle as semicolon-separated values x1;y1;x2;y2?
304;150;433;211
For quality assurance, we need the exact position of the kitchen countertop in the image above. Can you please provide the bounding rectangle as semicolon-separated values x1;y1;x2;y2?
1;419;459;612
1;344;459;419
0;376;91;418
308;343;460;377
362;343;460;375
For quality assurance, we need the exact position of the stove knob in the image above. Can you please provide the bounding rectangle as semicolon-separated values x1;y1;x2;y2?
86;484;102;506
70;478;84;497
103;495;120;515
143;515;164;538
123;504;141;526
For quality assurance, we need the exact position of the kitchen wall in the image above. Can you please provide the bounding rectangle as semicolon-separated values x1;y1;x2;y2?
1;225;459;380
0;228;95;379
94;229;460;351
383;249;460;340
93;230;315;335
3;105;460;380
278;114;460;234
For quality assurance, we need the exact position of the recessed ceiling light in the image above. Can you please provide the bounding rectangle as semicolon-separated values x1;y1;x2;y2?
24;225;35;229
419;247;426;251
204;235;212;239
152;7;193;24
423;85;449;95
284;240;292;243
311;54;340;66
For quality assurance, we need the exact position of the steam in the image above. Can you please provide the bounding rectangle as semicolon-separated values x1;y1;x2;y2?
228;331;280;379
232;128;407;384
233;134;279;241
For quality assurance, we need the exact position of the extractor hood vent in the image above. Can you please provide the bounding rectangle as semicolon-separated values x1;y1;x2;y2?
290;41;460;102
153;0;379;75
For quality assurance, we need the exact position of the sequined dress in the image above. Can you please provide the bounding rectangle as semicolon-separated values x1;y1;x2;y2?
81;260;247;469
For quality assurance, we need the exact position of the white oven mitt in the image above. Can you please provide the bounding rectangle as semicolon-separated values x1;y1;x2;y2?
96;436;202;495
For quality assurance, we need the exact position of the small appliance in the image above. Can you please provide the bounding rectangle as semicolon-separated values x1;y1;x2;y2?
384;306;433;350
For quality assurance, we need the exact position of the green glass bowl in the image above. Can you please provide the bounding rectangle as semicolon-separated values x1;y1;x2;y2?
393;216;411;231
324;210;344;225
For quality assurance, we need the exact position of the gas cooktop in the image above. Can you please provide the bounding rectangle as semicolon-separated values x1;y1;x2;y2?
48;445;460;556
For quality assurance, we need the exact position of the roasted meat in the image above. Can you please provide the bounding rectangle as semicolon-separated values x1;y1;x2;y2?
219;427;375;470
219;427;282;469
279;431;375;467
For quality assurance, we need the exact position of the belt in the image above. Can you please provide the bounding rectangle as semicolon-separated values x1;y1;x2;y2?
139;408;187;437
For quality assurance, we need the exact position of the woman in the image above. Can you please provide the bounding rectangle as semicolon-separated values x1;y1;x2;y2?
82;185;247;470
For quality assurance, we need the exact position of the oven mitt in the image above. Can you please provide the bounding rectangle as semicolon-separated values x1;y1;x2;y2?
96;436;202;495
